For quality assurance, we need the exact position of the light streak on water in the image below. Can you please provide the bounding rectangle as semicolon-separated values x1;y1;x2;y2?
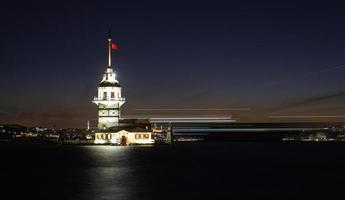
173;127;323;133
149;117;236;123
133;108;251;111
269;115;345;118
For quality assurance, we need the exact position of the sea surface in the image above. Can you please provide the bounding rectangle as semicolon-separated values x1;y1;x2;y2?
1;142;345;200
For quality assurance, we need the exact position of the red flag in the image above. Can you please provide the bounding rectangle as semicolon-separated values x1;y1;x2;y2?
111;42;119;50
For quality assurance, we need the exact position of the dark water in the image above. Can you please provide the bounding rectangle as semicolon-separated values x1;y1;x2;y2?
1;142;345;200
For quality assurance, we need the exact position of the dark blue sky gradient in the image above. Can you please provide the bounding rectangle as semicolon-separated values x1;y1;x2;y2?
2;0;345;127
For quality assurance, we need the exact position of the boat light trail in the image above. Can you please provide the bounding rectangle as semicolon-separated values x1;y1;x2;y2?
269;115;345;118
149;117;236;123
133;108;251;111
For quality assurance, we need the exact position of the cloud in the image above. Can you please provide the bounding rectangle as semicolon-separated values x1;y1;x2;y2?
271;91;345;112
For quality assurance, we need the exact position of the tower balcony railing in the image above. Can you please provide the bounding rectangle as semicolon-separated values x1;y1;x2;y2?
93;97;125;101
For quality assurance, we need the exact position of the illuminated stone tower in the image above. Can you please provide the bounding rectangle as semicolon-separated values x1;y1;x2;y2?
92;32;125;130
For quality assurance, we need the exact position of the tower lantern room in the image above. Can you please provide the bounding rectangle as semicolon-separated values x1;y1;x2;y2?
92;32;125;130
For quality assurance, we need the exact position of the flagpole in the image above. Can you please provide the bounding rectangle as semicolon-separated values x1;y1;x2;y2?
108;29;111;67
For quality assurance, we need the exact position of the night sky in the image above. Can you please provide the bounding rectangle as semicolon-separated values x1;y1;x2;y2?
2;0;345;128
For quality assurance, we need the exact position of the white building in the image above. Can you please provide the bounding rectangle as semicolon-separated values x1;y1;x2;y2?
92;32;154;145
94;129;154;145
92;34;125;130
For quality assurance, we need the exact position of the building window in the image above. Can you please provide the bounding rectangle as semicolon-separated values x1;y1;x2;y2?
111;92;114;98
103;92;107;100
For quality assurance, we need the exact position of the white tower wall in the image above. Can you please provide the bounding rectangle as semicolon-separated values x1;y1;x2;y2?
92;34;125;130
93;68;125;130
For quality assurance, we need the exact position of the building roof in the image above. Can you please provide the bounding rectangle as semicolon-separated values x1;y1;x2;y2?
99;120;151;132
102;126;151;133
99;81;121;87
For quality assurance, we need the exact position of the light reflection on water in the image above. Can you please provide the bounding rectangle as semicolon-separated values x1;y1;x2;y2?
79;146;135;200
77;145;155;200
2;142;345;199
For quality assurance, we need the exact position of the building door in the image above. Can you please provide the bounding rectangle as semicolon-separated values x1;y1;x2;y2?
120;136;127;145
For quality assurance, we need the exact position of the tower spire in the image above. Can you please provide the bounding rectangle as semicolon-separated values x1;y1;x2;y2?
108;29;112;67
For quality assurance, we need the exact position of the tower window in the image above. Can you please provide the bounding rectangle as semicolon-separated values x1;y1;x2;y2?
111;92;115;98
103;92;107;100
